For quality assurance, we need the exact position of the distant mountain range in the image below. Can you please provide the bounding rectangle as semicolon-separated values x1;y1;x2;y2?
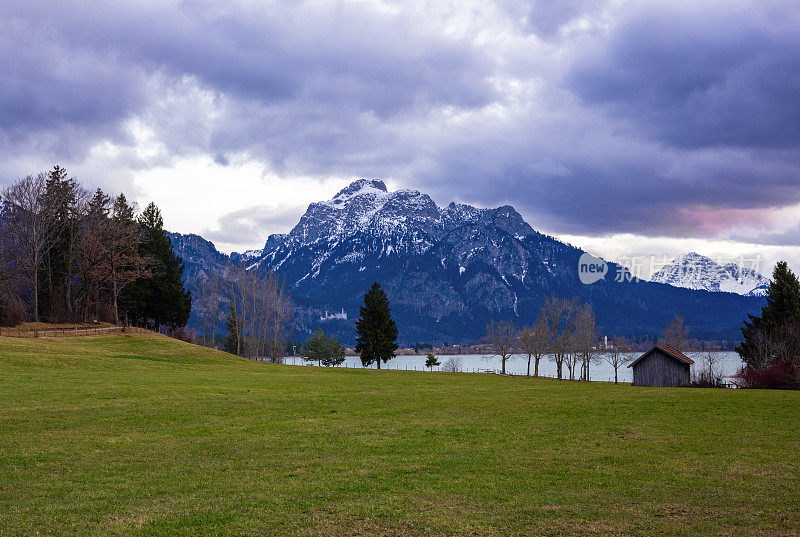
650;252;769;296
169;179;764;345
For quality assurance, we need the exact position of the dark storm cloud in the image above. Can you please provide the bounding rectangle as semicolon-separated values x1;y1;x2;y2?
2;0;800;243
568;1;800;148
416;0;800;237
0;15;144;156
4;1;493;118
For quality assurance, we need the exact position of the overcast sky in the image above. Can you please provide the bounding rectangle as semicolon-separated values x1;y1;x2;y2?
2;0;799;276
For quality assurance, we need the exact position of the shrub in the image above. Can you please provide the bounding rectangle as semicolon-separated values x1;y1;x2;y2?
442;356;463;373
172;326;194;343
734;361;800;390
691;370;726;388
0;298;26;327
691;350;727;388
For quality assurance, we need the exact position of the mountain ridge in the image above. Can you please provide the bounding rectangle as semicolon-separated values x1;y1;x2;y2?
170;179;764;345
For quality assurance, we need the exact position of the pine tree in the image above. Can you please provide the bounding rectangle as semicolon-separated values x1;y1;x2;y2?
321;335;346;367
425;353;440;370
224;302;242;355
124;203;191;331
41;165;79;322
302;329;326;365
354;282;399;368
302;329;346;366
736;261;800;368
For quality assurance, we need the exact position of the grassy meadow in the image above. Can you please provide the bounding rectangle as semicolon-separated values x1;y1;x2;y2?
1;333;799;536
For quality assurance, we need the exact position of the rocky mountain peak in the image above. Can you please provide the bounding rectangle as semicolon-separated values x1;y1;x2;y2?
651;252;769;296
330;179;388;204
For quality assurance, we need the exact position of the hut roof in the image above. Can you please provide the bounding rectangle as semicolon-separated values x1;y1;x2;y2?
627;344;695;368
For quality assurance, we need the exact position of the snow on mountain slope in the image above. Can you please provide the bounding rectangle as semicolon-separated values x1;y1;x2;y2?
249;179;541;284
169;180;765;344
234;180;763;343
650;252;769;296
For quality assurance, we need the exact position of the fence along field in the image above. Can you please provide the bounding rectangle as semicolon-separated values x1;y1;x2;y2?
0;324;148;338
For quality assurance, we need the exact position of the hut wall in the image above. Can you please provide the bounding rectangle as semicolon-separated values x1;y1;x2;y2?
632;350;690;387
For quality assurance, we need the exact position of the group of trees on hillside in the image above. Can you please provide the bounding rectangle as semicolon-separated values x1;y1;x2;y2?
0;167;190;329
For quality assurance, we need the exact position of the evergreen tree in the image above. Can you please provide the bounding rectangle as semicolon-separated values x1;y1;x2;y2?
321;335;346;367
302;329;326;365
354;282;399;368
224;302;242;355
425;353;440;370
41;165;79;321
302;329;346;366
736;261;800;368
124;203;191;331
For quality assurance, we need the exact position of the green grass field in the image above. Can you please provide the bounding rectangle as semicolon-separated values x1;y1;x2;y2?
1;333;799;536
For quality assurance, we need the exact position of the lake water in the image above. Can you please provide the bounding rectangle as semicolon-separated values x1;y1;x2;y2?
284;351;744;383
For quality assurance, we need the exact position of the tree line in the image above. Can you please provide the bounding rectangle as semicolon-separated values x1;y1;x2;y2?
486;297;611;381
286;283;688;383
0;166;190;330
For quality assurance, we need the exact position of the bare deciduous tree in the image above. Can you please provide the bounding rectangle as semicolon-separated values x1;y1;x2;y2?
227;264;293;361
192;269;222;346
565;350;580;381
77;189;113;321
442;356;463;373
108;194;148;325
663;315;689;352
602;336;632;384
693;346;725;386
575;304;597;381
518;317;548;377
541;296;579;380
486;320;517;375
1;173;68;321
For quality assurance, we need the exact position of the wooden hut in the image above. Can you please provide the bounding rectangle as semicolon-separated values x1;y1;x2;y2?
628;344;694;387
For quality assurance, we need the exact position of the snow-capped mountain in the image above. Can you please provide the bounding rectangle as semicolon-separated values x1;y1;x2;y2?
228;179;763;343
650;252;769;296
250;179;539;283
168;180;765;343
